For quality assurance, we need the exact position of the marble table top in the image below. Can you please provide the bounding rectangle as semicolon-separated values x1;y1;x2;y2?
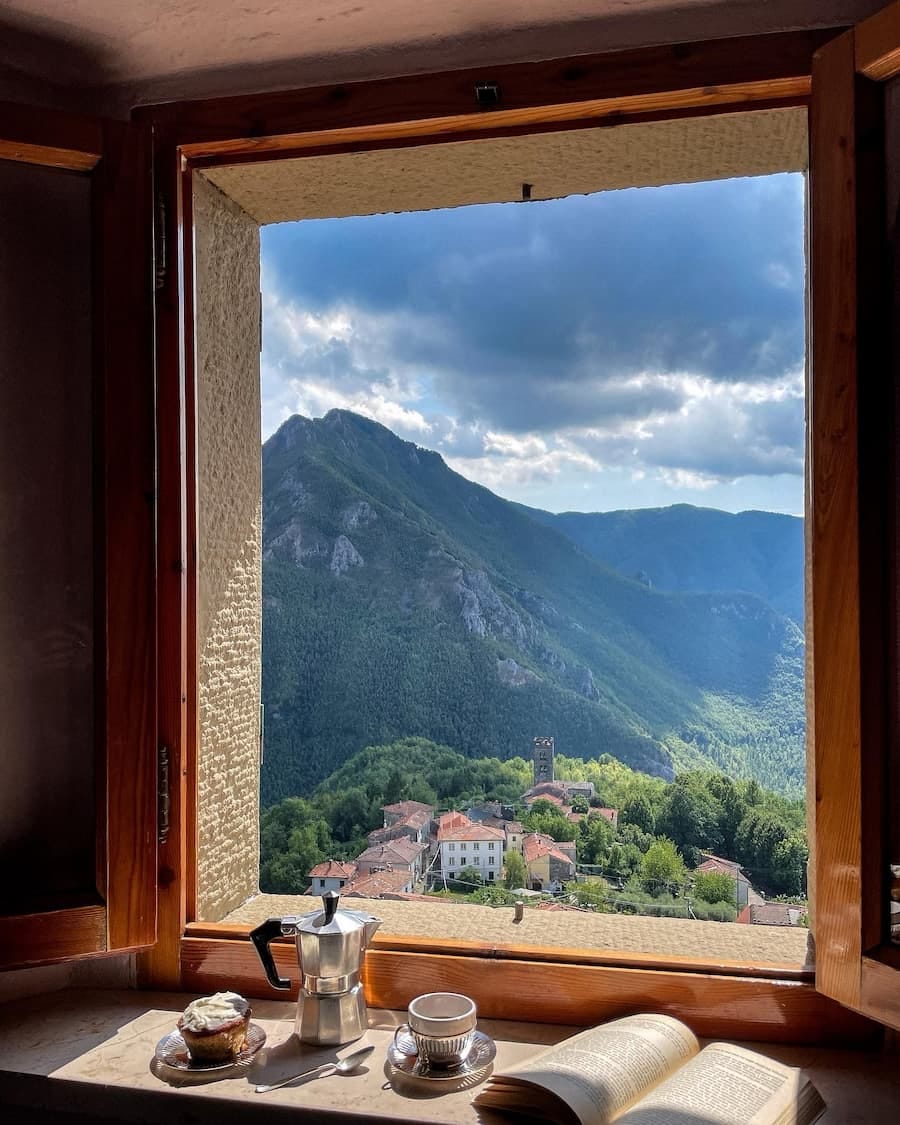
0;989;897;1123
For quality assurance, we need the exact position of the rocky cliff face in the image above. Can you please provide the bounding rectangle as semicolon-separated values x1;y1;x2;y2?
259;410;805;801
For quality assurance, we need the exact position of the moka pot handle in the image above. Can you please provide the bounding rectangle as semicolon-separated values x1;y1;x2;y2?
250;917;292;990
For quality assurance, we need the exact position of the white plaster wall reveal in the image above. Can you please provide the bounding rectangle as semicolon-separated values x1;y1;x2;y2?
194;175;262;921
204;107;807;226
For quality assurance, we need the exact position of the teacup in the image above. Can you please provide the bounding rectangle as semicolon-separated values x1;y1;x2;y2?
393;992;477;1067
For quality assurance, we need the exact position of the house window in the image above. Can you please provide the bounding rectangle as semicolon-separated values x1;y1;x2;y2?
489;857;495;866
202;145;810;967
175;48;900;1035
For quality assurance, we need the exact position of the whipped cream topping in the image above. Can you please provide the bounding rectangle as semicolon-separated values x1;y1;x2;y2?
180;992;247;1032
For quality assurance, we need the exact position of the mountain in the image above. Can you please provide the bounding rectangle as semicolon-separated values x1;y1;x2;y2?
516;504;803;623
261;411;805;804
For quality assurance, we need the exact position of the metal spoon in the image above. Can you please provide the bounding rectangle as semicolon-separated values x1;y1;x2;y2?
255;1044;376;1093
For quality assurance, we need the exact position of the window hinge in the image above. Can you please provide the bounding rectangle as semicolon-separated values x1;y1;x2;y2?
155;193;167;292
158;743;170;844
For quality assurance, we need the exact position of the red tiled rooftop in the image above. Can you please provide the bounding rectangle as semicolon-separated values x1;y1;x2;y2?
343;869;412;898
382;800;434;817
438;823;505;843
435;810;472;833
697;855;748;880
308;860;357;879
524;791;567;807
355;838;427;865
522;832;574;865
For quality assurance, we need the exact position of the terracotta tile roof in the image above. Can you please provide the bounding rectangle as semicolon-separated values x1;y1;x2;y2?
435;810;472;833
522;832;574;865
524;791;567;807
478;816;524;835
438;823;506;843
697;855;749;882
527;782;569;798
343;869;412;898
596;808;618;823
749;903;805;927
308;860;357;879
382;800;434;817
367;809;431;844
355;838;427;866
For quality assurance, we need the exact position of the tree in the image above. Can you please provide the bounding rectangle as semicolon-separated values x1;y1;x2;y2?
578;815;615;865
656;775;723;862
451;865;483;893
471;884;515;906
566;878;609;908
622;791;656;834
571;795;590;814
639;838;687;895
503;850;527;889
694;871;736;905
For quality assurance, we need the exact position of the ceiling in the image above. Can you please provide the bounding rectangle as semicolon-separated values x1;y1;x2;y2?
0;0;889;112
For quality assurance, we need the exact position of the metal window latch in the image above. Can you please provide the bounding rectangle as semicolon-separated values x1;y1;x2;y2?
158;743;170;844
474;82;501;109
155;193;167;292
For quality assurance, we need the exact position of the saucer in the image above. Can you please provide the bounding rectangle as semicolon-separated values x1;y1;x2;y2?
387;1027;496;1081
155;1023;267;1072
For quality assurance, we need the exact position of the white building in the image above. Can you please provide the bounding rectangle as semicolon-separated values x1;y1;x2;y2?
307;860;357;894
437;823;506;883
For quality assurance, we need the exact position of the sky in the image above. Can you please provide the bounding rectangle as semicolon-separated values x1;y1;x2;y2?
260;173;806;516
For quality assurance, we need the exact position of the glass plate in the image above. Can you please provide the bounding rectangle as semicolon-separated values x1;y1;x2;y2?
387;1027;496;1081
155;1022;267;1072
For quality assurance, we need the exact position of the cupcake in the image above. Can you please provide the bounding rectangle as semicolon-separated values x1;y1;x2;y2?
178;992;251;1062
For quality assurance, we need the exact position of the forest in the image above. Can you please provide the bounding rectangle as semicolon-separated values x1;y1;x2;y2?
260;737;808;918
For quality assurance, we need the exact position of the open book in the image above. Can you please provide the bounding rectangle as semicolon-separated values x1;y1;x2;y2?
474;1014;824;1125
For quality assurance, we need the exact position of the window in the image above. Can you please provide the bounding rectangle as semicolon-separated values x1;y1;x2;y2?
137;15;900;1035
489;857;495;866
473;844;480;852
448;843;455;852
489;842;496;850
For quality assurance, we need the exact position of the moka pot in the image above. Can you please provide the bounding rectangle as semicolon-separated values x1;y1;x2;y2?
250;891;382;1045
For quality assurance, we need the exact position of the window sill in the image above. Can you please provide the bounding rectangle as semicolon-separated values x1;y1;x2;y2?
219;894;813;972
179;909;878;1046
0;989;896;1124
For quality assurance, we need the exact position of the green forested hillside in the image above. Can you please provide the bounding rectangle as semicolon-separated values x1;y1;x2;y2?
261;411;805;803
519;503;803;623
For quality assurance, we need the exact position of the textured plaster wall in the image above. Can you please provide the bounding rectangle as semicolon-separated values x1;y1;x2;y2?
194;175;262;921
205;107;807;226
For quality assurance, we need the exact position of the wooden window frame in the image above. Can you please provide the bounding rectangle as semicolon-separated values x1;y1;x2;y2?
807;7;900;1033
136;22;894;1041
0;105;157;968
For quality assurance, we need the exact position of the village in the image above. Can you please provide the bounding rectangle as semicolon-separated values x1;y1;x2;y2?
305;738;807;929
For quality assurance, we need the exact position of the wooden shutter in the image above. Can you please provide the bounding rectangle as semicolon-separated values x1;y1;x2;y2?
0;104;157;967
809;7;900;1029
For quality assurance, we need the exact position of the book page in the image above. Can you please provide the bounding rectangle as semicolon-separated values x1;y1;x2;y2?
476;1015;699;1125
615;1043;820;1125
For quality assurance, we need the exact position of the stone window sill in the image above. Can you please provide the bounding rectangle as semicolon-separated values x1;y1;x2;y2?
0;989;897;1123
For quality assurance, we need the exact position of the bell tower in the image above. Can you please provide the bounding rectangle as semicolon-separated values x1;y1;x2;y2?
532;736;555;786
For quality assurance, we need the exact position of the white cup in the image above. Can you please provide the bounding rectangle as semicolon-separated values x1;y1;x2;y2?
394;992;477;1067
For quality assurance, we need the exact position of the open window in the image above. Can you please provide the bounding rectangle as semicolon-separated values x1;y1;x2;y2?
123;8;900;1040
0;105;157;967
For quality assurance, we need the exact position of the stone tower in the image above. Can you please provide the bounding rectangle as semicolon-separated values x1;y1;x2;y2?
532;736;555;786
